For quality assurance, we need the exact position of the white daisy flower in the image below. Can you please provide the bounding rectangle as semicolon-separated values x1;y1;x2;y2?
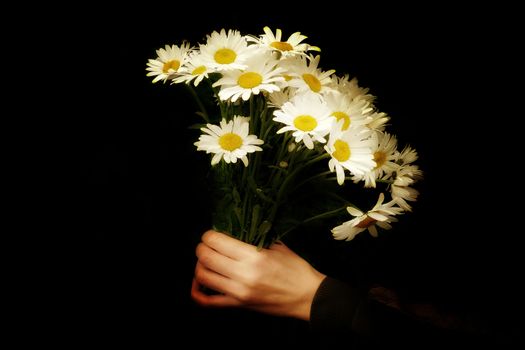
194;116;264;167
273;93;333;149
172;52;210;86
286;55;335;95
212;53;285;102
324;93;372;131
390;164;422;211
146;43;192;83
267;88;295;108
329;74;375;103
352;132;399;188
391;183;419;211
367;111;390;131
392;165;422;186
395;145;419;165
199;29;255;71
324;121;375;185
274;57;300;89
247;26;320;58
332;193;404;241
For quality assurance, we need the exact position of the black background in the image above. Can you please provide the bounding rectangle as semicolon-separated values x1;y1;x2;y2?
69;6;521;346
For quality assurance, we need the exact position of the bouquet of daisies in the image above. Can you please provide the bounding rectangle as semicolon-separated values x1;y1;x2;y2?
146;27;421;248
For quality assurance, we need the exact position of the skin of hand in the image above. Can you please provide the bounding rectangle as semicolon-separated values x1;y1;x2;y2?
191;230;326;321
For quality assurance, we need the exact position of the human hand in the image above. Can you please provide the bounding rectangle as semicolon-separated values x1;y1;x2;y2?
191;230;326;321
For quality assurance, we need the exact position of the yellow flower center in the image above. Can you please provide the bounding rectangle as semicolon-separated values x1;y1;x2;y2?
356;216;377;228
214;48;237;64
191;65;206;75
162;60;180;73
219;133;243;151
374;151;387;169
332;139;351;162
293;115;317;132
270;41;293;51
332;111;350;130
283;74;293;81
302;73;321;92
237;72;263;88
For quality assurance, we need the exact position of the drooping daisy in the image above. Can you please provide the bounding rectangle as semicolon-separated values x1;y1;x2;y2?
212;53;285;102
390;164;422;211
324;93;372;131
194;116;263;167
172;52;210;86
199;29;255;71
352;132;399;188
329;74;375;103
391;182;419;212
367;111;390;131
273;93;333;149
146;43;192;83
286;55;335;95
395;145;419;165
389;145;422;210
324;121;375;185
332;193;404;241
247;26;320;58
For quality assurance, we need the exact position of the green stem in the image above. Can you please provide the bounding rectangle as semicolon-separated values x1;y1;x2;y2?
278;206;348;238
259;104;270;137
268;151;325;222
249;96;255;118
301;152;331;168
321;193;361;214
278;151;329;196
302;206;348;224
185;85;210;123
265;133;289;189
325;176;393;184
376;178;394;184
254;188;275;204
292;170;333;192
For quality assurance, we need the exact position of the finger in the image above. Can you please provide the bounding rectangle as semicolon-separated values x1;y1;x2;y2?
196;242;243;279
191;279;243;307
194;261;242;296
202;230;256;260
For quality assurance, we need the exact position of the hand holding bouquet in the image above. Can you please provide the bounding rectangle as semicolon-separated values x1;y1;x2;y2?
147;27;421;248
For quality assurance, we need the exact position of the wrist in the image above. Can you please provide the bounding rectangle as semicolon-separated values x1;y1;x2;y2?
294;268;326;321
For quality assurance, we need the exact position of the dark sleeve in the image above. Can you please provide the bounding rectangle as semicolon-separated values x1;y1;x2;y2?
310;277;372;336
309;277;470;346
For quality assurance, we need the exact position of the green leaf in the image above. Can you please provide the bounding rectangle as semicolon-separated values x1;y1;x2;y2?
194;112;209;120
249;204;261;239
257;220;272;236
188;123;207;130
232;187;241;205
